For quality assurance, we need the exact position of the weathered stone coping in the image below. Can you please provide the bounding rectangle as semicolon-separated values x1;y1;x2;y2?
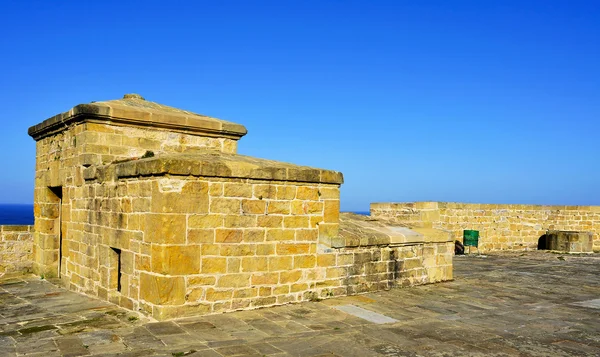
371;201;600;212
84;151;344;184
337;213;451;248
28;94;247;141
0;225;33;232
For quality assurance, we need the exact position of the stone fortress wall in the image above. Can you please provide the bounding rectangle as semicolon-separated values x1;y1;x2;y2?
25;95;453;320
0;225;33;276
371;202;600;253
9;93;595;320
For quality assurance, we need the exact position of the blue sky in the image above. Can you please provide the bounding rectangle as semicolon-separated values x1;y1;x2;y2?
1;1;598;211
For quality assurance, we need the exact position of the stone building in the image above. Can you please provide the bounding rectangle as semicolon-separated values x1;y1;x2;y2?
26;94;453;320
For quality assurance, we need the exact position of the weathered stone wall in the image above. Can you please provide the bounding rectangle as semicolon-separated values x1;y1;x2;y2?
28;96;453;320
0;225;34;276
62;175;341;319
32;122;239;278
371;202;600;252
62;175;452;320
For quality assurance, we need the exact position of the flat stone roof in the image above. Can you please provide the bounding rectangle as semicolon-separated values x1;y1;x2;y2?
4;251;599;356
84;151;344;184
28;93;247;141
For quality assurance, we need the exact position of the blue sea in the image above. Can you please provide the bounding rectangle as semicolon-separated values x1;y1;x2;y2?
0;204;34;225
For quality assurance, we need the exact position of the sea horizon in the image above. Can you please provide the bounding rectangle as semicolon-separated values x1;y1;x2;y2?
0;204;34;225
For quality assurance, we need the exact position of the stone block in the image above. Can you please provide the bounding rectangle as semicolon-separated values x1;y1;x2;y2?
210;198;241;214
296;187;319;200
224;215;256;228
294;255;316;269
201;257;227;274
187;229;215;244
268;256;293;271
219;244;255;256
223;257;237;273
217;274;251;288
266;229;295;242
295;229;318;242
252;296;276;307
251;272;279;285
276;243;310;255
208;182;223;196
318;187;339;199
253;185;276;200
317;254;336;267
188;215;223;229
257;215;283;228
279;270;302;284
276;186;296;200
223;183;253;198
201;244;220;255
151;245;201;275
267;201;291;215
241;257;268;272
242;199;266;214
216;229;243;243
139;273;185;305
188;276;216;286
283;216;309;228
323;200;340;223
233;287;258;299
206;288;233;301
255;243;275;255
144;214;186;244
152;304;211;321
242;229;265;243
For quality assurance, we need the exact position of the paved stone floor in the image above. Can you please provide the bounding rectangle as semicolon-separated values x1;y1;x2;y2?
1;251;599;357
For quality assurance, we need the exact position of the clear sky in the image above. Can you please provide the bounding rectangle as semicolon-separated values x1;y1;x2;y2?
1;1;598;211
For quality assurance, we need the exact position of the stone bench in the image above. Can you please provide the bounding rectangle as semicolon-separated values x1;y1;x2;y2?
543;230;593;253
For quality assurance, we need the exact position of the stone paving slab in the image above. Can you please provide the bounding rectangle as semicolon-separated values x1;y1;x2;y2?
1;251;599;356
332;305;398;324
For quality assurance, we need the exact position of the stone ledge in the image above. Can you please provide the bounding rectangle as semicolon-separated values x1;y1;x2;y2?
84;151;344;184
371;201;600;212
28;94;247;141
337;213;452;248
0;225;34;233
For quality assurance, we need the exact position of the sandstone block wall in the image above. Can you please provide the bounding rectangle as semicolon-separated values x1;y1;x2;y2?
66;174;342;319
27;95;454;320
32;122;239;278
59;170;452;319
0;225;34;276
371;202;600;252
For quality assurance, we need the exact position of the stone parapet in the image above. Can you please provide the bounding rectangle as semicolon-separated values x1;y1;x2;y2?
0;225;34;276
84;151;344;185
371;202;600;252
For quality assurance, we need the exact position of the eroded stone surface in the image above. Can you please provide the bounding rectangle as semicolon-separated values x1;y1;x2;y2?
1;251;599;356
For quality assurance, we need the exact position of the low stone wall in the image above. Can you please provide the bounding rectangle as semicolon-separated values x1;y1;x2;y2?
0;225;34;276
371;202;600;252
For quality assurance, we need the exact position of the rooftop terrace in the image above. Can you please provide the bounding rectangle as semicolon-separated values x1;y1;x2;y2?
1;251;599;356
